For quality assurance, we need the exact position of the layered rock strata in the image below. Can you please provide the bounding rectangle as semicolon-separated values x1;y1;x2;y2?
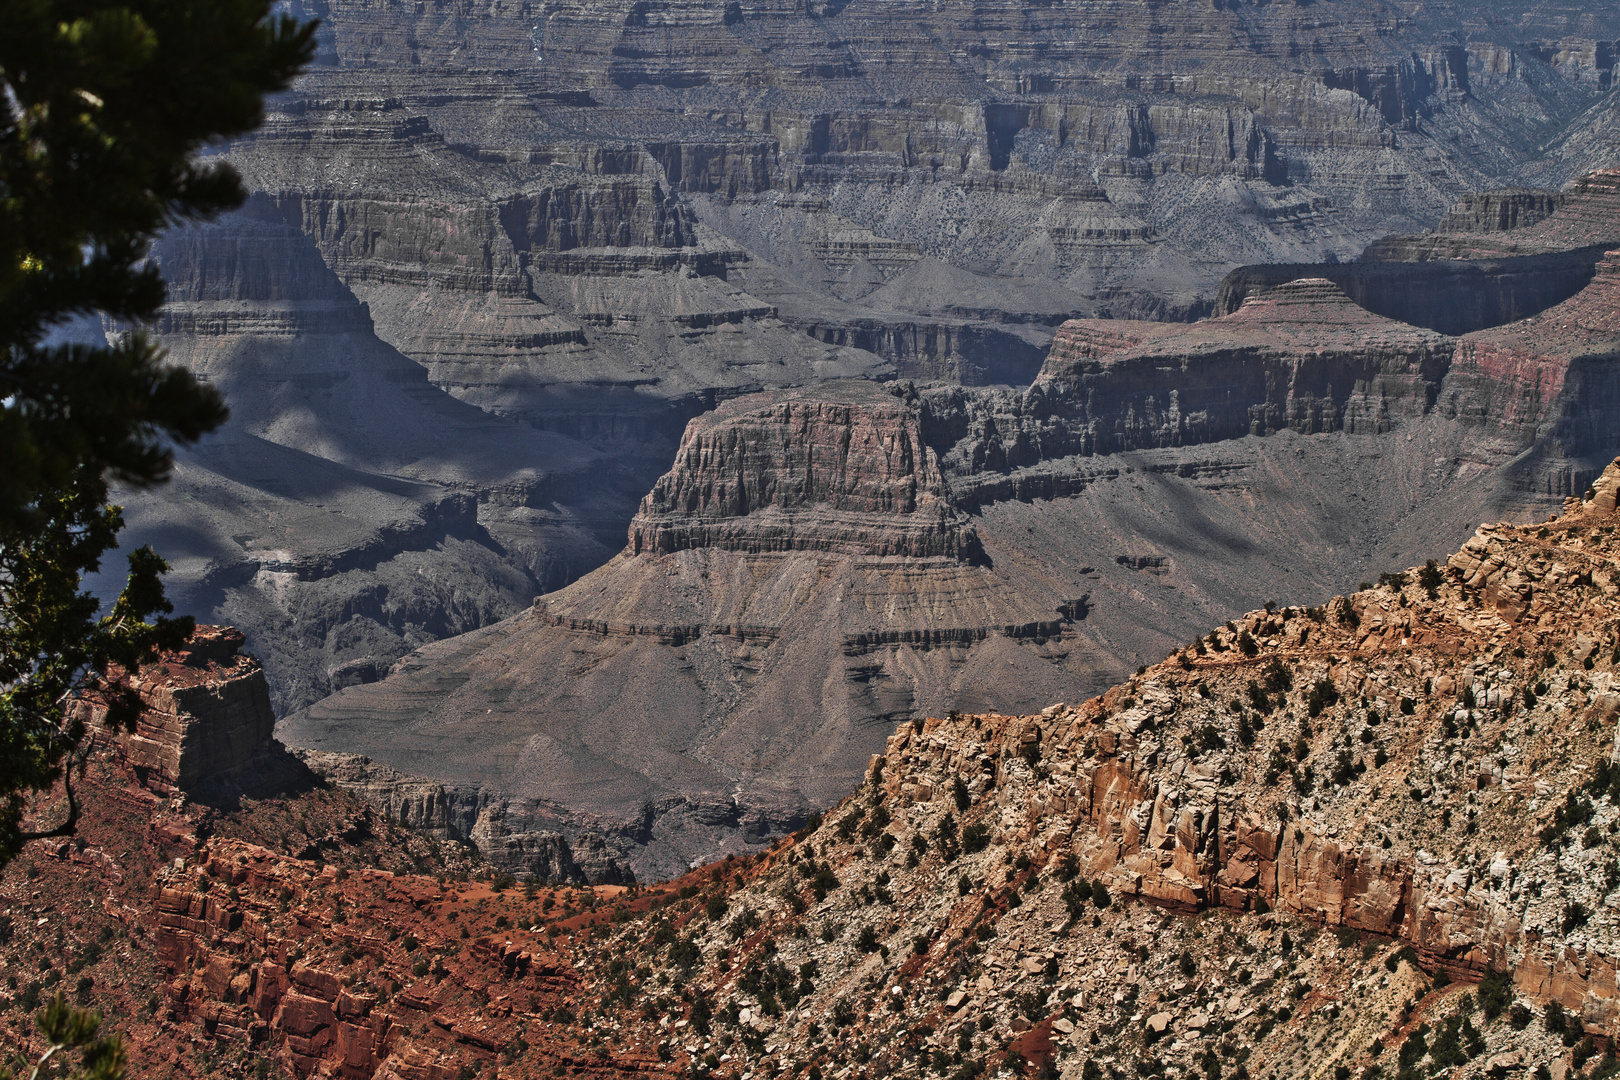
77;626;308;805
627;389;981;561
117;207;660;714
938;256;1620;504
1365;170;1620;262
1214;170;1620;333
1442;248;1620;469
1211;248;1611;334
292;749;630;885
284;257;1620;875
124;0;1620;717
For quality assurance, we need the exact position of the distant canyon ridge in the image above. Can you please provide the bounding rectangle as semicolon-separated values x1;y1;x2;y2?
93;0;1620;876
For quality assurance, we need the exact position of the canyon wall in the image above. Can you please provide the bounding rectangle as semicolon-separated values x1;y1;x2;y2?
72;626;308;805
628;389;981;561
1215;168;1620;332
14;464;1620;1080
854;459;1620;1032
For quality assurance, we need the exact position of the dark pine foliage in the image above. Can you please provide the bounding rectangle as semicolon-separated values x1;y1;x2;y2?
0;1;315;866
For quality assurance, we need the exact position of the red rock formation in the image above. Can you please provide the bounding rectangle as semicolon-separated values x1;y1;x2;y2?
1444;249;1620;453
855;459;1620;1029
77;625;303;803
17;464;1620;1079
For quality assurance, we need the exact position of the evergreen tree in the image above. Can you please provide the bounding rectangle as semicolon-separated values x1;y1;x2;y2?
0;1;315;865
2;991;127;1080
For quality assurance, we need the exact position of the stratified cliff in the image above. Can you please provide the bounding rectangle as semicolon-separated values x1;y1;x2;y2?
1365;170;1620;262
112;208;659;714
1214;169;1620;333
280;255;1620;875
68;625;310;805
628;390;981;561
111;0;1620;713
1441;248;1620;483
282;381;1101;882
1009;278;1447;452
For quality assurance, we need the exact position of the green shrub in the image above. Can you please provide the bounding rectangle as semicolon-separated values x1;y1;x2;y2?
1418;560;1444;597
1477;970;1511;1021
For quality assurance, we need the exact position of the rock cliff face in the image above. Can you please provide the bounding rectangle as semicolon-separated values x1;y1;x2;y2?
1037;278;1448;444
943;251;1620;503
1213;170;1620;332
1443;248;1620;477
1211;249;1611;334
628;388;981;561
76;626;308;805
116;0;1620;716
1364;170;1620;262
290;370;1238;878
100;207;662;714
921;276;1457;512
292;749;631;885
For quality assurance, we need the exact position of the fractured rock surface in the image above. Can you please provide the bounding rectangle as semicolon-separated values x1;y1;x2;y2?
73;625;311;806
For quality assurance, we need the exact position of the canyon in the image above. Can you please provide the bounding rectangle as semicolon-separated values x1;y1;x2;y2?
14;1;1620;1076
8;458;1620;1080
104;0;1620;718
71;0;1620;869
281;233;1620;878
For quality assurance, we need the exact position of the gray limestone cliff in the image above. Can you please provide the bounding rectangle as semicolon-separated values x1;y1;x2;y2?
113;0;1620;718
628;388;982;561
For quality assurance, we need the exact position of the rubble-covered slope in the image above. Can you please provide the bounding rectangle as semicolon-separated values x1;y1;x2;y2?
549;457;1620;1080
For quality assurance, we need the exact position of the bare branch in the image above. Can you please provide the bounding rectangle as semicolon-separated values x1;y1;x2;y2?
17;741;87;844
